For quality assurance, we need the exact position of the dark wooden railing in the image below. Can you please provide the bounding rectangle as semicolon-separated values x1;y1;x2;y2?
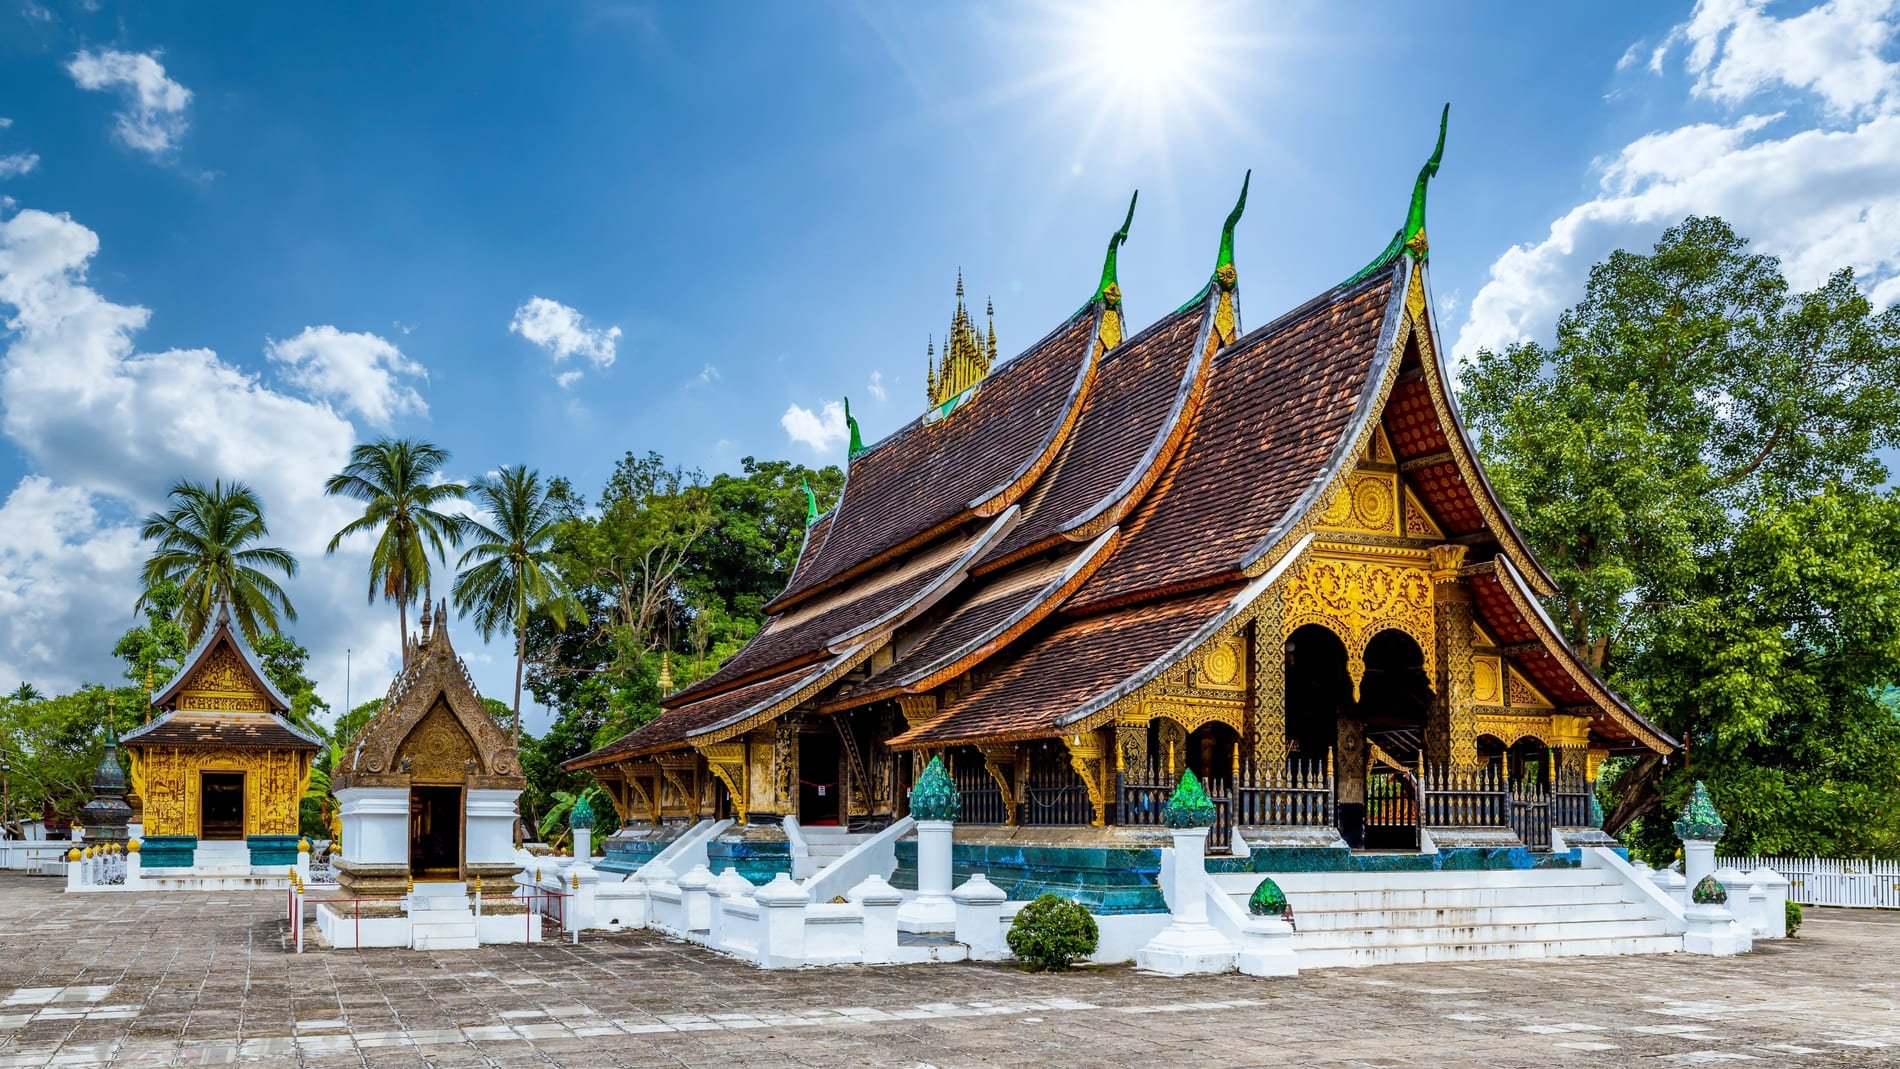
1366;769;1419;830
1232;757;1334;828
1552;766;1594;829
1419;761;1507;828
1509;776;1552;850
948;753;1009;825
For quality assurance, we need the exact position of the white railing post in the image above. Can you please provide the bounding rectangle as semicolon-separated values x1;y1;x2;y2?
755;873;812;969
124;840;142;890
952;873;1008;961
848;874;902;965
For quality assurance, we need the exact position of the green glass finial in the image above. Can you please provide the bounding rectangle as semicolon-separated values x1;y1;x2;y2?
1673;780;1727;842
1247;876;1291;919
908;755;959;822
569;792;596;831
1692;874;1728;905
1215;170;1250;275
1093;191;1138;307
844;396;866;460
1162;768;1217;829
800;476;819;525
1345;103;1451;286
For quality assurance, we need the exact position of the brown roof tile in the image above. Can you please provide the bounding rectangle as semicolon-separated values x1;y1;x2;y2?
569;666;825;767
770;313;1096;608
981;305;1206;566
891;588;1234;747
122;711;319;751
1071;274;1396;610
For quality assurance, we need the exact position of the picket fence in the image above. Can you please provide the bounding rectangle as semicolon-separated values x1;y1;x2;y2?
1720;855;1900;909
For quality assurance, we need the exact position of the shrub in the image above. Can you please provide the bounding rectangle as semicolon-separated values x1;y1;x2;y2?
1785;900;1803;938
1006;893;1099;972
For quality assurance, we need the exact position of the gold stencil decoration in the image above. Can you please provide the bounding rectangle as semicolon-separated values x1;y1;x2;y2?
1471;656;1502;704
1403;487;1445;540
1281;553;1436;696
1506;668;1553;709
397;699;479;784
175;645;268;713
125;745;310;838
1316;471;1399;535
1197;635;1244;689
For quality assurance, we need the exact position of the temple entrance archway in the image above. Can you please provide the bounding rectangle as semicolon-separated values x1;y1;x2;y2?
410;786;462;879
1360;630;1430;851
200;772;244;840
1285;624;1365;844
798;729;841;826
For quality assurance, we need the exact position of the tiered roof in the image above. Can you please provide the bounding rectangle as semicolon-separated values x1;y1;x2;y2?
570;116;1672;772
123;604;320;753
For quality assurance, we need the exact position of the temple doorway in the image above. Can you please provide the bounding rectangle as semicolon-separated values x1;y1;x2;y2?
1185;722;1239;787
799;730;841;826
1359;630;1431;851
409;785;462;879
200;772;244;840
1284;625;1360;844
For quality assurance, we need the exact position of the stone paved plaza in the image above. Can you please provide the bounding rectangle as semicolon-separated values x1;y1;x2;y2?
0;875;1895;1067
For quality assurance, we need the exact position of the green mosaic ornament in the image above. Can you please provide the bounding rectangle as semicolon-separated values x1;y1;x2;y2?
1588;788;1605;830
1692;874;1728;905
1162;768;1217;829
801;477;820;526
1093;191;1137;307
569;793;596;831
1672;780;1727;842
908;755;960;822
1345;103;1450;286
1247;876;1290;919
845;397;866;460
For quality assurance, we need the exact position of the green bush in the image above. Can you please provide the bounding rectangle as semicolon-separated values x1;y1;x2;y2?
1006;893;1099;972
1785;900;1803;938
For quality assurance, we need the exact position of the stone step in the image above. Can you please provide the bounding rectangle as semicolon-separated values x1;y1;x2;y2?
1295;934;1681;970
1211;868;1618;892
1243;884;1631;912
1292;916;1672;950
1268;899;1653;931
411;924;478;951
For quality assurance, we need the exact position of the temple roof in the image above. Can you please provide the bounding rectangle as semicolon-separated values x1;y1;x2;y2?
768;310;1099;611
123;709;320;750
151;603;294;714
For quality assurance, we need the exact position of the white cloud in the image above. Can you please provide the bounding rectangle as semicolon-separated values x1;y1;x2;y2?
781;400;848;452
1456;0;1900;361
867;369;887;402
0;206;519;718
687;362;719;387
0;154;35;179
508;296;620;386
266;325;427;428
64;49;192;156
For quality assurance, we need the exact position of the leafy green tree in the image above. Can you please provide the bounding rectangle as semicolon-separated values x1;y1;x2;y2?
251;631;331;735
137;479;299;643
112;581;191;717
452;466;576;746
323;437;468;656
0;685;131;828
1461;216;1900;856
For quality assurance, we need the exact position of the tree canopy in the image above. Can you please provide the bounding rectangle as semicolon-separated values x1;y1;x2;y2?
1460;215;1900;858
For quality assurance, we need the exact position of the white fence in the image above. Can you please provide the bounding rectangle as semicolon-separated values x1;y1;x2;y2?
1720;856;1900;909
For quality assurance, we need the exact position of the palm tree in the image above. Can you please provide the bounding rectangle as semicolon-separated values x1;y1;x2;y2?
323;438;468;658
451;465;574;744
138;479;299;643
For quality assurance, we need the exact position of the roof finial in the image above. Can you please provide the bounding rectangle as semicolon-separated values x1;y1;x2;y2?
657;650;673;695
1215;170;1250;284
844;396;866;460
1093;190;1138;308
1345;104;1450;285
801;476;820;525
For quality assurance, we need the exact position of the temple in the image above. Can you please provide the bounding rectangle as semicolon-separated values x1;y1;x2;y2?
122;603;319;874
569;108;1674;884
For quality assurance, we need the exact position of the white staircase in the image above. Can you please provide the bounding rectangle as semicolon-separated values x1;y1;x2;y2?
800;828;869;871
1212;867;1680;970
406;884;478;950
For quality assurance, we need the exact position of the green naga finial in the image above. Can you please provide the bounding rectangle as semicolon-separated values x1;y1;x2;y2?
1673;780;1727;842
1345;103;1450;286
800;476;820;525
1215;169;1250;285
908;755;959;822
1162;768;1217;829
1094;190;1138;307
844;396;866;460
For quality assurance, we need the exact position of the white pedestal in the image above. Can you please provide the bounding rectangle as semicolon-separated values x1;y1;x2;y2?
336;787;409;867
1136;828;1237;975
896;820;956;933
466;789;523;871
1235;916;1299;977
1683;902;1752;956
952;873;1008;961
1682;841;1716;907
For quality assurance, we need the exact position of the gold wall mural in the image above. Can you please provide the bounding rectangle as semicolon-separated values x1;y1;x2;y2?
174;645;269;713
127;746;310;838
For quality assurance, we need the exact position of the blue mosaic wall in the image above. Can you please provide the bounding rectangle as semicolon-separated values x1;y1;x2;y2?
598;837;671;875
247;835;300;868
893;841;1166;915
139;835;197;868
706;836;792;884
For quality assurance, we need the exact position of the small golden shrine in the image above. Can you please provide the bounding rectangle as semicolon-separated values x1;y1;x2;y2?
331;601;525;894
122;602;319;867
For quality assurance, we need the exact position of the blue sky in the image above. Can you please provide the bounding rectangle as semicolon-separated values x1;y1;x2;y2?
2;1;1896;731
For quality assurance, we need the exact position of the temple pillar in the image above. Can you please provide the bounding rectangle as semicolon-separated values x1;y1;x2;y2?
1156;720;1187;777
1428;545;1477;769
1335;716;1367;847
977;744;1018;826
771;717;800;817
1061;731;1111;827
1115;717;1151;778
1250;607;1288;773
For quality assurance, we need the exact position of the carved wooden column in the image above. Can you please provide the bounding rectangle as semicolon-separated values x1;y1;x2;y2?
1062;731;1110;827
771;716;801;817
978;743;1019;825
1428;544;1477;769
1249;609;1288;774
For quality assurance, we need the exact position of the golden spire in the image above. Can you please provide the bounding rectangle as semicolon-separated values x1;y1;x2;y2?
658;651;673;695
927;272;996;408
